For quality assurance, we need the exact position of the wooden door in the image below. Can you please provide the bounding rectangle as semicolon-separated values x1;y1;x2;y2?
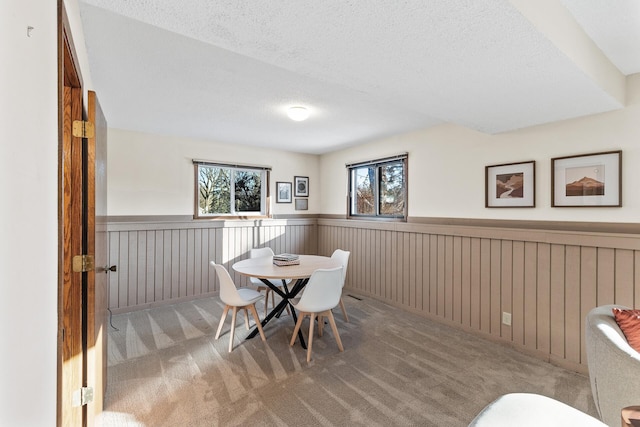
59;17;85;425
86;90;108;425
59;6;108;426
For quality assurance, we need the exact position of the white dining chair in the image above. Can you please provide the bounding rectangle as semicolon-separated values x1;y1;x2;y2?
211;261;266;353
290;267;344;362
249;247;292;316
331;249;351;322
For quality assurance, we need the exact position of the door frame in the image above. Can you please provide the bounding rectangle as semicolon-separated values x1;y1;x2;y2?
58;2;85;425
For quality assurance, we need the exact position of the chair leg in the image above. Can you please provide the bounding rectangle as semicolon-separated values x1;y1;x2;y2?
248;304;266;341
307;313;316;362
339;297;349;322
215;305;230;339
229;307;238;352
243;308;250;330
290;312;305;347
326;311;344;352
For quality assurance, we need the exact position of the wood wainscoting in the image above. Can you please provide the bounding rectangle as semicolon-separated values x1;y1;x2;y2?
107;217;317;313
317;218;640;372
107;215;640;372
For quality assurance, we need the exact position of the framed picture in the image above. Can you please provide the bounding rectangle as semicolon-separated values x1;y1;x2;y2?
294;176;309;197
276;181;292;203
485;161;535;208
552;150;621;207
295;199;308;210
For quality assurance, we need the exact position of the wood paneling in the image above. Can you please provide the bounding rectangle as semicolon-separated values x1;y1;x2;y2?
317;218;640;371
107;216;640;371
107;219;317;312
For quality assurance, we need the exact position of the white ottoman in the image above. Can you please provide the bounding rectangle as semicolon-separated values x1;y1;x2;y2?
469;393;606;427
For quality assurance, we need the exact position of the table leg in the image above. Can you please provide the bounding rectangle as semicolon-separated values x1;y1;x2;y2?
246;298;288;338
246;277;309;349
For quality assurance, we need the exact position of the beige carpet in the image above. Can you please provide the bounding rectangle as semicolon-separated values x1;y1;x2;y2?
99;293;597;426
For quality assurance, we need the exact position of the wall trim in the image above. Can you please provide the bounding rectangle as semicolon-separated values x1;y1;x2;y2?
107;215;317;232
319;214;640;235
407;216;640;235
110;214;640;234
319;218;640;250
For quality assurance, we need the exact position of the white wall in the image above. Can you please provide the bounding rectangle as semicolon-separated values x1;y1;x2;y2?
320;74;640;223
111;74;640;223
0;1;92;425
108;128;320;216
0;1;58;425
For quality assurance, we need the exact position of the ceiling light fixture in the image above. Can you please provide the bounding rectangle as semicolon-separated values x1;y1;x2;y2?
287;106;310;121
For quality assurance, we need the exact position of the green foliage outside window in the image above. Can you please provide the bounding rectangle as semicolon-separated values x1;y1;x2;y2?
379;163;404;215
349;156;406;219
197;164;265;216
234;170;262;212
199;167;231;214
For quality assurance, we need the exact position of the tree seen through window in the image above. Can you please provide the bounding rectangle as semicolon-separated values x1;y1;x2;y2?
196;163;266;217
349;156;407;219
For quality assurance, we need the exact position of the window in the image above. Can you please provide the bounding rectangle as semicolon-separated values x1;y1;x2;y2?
348;154;407;220
194;161;269;218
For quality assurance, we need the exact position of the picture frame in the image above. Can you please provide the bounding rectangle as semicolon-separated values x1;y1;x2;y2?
485;161;535;208
275;181;292;203
551;150;621;207
294;176;309;197
295;198;308;210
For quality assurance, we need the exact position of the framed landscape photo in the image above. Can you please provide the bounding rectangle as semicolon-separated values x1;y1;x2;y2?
276;181;292;203
485;161;535;208
294;176;309;197
551;150;621;207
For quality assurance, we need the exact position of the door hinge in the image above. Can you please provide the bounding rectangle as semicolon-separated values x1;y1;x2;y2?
72;120;95;138
72;254;95;272
72;387;94;407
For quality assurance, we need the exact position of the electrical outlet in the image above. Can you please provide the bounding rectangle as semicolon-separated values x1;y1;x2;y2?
502;312;512;326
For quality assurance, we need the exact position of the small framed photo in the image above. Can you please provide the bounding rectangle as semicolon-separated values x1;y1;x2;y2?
276;182;292;203
485;161;535;208
552;150;621;207
294;176;309;197
295;199;308;210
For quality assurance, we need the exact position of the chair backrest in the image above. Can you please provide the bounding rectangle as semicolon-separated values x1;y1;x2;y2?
250;247;274;258
331;249;350;287
296;267;343;312
210;261;246;306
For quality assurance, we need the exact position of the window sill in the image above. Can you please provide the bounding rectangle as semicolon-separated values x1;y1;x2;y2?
193;215;271;220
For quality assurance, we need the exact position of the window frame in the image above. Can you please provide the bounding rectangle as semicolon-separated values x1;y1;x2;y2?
193;160;271;219
347;154;408;221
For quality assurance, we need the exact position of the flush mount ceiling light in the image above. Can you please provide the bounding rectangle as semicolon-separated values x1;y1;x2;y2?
287;106;310;121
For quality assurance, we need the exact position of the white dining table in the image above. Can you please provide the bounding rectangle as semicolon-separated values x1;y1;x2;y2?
233;254;341;348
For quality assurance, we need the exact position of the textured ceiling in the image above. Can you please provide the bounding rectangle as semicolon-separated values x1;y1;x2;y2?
78;0;639;154
561;0;640;75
